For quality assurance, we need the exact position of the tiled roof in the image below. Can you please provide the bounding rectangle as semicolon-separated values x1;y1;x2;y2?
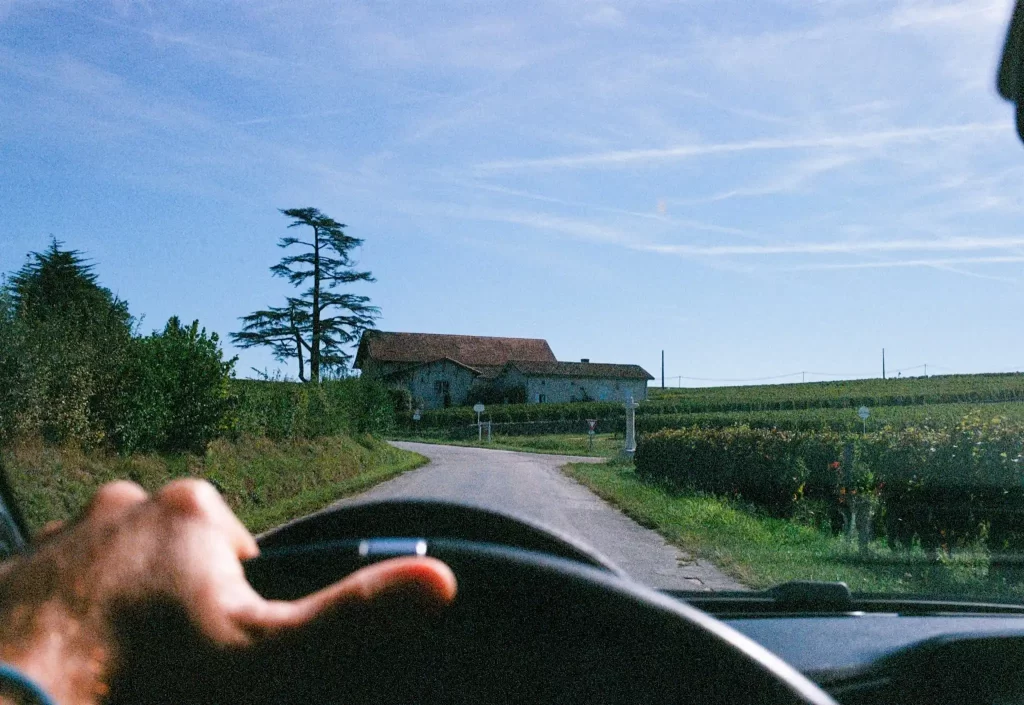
378;357;483;380
507;360;654;380
355;331;556;369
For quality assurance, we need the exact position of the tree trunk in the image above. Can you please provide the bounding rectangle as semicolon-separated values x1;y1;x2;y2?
289;306;307;383
295;331;306;382
311;226;321;383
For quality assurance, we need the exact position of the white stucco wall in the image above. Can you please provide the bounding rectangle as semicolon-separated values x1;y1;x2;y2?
523;377;648;404
405;360;478;410
495;368;527;395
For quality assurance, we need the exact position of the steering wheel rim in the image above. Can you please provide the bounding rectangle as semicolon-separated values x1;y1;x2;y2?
258;497;629;577
110;500;839;705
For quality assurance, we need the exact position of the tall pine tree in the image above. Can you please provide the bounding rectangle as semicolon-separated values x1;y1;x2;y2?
232;209;379;382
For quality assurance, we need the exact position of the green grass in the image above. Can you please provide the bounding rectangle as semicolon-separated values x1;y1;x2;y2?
392;432;623;458
564;460;1024;599
2;435;427;535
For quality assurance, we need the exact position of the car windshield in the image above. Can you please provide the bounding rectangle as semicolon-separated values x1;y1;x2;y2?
2;0;1024;603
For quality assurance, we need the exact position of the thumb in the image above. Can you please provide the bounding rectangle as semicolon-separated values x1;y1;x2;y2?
233;557;457;638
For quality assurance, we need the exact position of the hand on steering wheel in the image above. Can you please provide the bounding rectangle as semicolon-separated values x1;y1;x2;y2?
0;480;456;705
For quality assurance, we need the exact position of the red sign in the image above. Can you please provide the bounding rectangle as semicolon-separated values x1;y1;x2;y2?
586;419;598;431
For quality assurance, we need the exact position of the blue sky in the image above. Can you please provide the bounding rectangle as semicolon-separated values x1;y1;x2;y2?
2;0;1022;385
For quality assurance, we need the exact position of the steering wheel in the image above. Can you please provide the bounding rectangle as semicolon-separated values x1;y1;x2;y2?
112;499;839;705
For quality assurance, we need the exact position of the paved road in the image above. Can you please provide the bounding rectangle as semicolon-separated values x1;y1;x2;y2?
336;442;744;591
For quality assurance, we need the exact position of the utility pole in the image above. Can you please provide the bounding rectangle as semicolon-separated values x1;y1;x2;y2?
661;350;665;389
802;371;805;383
882;348;886;380
924;363;927;377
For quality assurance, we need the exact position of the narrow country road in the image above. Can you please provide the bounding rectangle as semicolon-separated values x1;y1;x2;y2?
335;442;744;591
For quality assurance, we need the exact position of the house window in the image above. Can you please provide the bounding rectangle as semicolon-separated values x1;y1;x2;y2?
434;380;450;395
538;394;547;403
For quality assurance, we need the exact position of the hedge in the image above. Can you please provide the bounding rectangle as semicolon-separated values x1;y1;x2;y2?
229;378;399;440
634;414;1024;550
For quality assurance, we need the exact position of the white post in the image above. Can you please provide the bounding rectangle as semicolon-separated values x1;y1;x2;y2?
473;403;486;443
622;394;639;457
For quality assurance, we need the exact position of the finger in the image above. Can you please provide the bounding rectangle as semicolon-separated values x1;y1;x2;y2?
83;481;149;524
233;557;458;636
34;520;65;543
156;479;258;560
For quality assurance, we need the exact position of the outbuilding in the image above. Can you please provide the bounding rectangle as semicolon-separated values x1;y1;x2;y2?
354;330;653;409
494;360;653;404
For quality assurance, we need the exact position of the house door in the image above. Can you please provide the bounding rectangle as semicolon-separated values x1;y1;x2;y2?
435;380;451;408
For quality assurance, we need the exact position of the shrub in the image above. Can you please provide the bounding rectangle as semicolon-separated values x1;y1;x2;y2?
112;317;236;453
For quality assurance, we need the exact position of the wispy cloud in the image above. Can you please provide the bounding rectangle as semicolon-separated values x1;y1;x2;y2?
646;236;1024;258
671;153;860;205
400;201;642;248
787;255;1024;270
582;6;625;28
463;181;757;237
477;122;1004;171
234;109;352;126
887;1;1008;31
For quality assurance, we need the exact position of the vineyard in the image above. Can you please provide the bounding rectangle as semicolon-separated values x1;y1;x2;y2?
635;415;1024;551
404;373;1024;439
397;373;1024;552
647;373;1024;411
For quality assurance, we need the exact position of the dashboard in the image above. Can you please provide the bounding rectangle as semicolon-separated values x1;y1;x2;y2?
728;614;1024;704
251;499;1024;705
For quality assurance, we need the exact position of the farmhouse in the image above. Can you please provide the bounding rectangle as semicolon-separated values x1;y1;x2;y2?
355;331;653;410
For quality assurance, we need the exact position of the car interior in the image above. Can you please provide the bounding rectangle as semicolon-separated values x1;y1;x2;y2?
4;3;1024;704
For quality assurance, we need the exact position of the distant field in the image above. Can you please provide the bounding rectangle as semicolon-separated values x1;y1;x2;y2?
633;401;1024;434
407;373;1024;439
646;373;1024;411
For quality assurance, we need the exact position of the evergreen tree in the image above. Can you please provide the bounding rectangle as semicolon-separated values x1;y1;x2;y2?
2;241;133;444
232;208;379;382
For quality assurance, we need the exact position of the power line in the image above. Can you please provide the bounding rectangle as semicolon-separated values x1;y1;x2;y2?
662;363;959;386
668;372;804;383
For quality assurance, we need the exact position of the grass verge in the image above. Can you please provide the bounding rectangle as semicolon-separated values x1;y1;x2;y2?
564;460;1024;599
391;433;622;458
2;435;427;535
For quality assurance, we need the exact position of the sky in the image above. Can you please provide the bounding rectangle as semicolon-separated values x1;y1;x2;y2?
2;0;1023;386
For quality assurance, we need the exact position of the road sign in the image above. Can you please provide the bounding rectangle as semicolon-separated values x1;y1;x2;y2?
858;406;870;420
586;419;598;432
474;403;486;441
412;412;421;421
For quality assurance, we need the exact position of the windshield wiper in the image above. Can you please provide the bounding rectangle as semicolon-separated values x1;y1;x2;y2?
667;581;1024;617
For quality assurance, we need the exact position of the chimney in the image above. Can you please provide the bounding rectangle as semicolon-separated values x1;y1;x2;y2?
581;358;590;363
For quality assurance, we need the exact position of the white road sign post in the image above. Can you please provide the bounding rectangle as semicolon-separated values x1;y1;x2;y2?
622;396;639;458
586;419;597;452
858;406;870;434
413;408;422;423
473;403;485;441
